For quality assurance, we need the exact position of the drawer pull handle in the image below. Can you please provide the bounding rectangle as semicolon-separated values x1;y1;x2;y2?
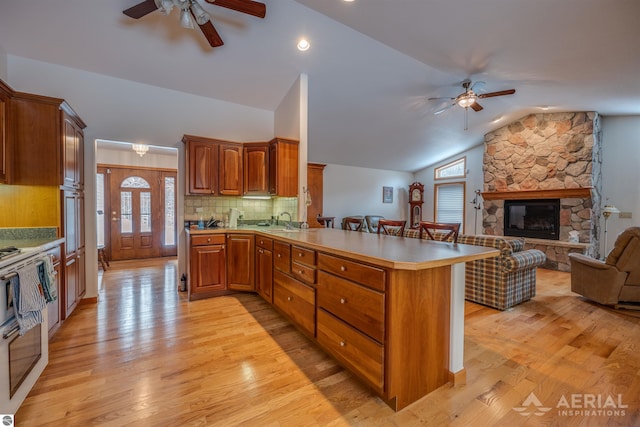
207;238;211;243
298;270;303;275
260;240;264;244
277;254;281;258
340;341;346;347
341;266;347;272
340;298;346;304
287;296;292;301
298;253;303;257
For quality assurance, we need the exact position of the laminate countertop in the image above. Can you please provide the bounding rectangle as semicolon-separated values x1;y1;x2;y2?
0;237;65;270
186;227;498;271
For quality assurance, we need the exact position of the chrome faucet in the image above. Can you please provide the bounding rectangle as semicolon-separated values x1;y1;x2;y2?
280;212;293;229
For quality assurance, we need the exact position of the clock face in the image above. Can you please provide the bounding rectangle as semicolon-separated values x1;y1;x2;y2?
411;188;422;202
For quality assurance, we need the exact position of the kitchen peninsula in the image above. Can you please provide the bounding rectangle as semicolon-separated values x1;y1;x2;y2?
186;227;498;410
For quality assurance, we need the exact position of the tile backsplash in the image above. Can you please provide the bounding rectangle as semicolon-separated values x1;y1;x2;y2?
185;196;298;223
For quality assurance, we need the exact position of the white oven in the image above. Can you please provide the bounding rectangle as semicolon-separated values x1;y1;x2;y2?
0;252;49;415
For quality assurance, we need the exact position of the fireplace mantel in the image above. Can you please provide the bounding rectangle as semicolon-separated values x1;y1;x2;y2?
482;187;592;201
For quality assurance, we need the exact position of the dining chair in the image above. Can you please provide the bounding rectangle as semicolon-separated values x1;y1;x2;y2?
377;219;406;237
343;216;365;231
316;215;335;228
418;221;461;243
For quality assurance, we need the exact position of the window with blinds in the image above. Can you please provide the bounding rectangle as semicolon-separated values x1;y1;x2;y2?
435;182;465;232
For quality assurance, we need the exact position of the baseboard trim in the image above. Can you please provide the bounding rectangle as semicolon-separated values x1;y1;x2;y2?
448;368;467;386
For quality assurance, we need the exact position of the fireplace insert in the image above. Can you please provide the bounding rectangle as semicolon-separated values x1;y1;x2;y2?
504;199;560;240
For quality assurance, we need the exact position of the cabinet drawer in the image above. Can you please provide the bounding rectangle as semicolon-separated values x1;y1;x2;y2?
191;234;225;246
318;253;385;292
274;241;291;274
273;271;315;337
317;271;384;342
256;236;273;251
292;261;316;285
317;309;384;391
292;246;316;267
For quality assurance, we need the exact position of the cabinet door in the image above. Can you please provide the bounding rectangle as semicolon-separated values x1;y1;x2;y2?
63;190;78;257
187;140;218;194
243;144;269;195
256;247;273;302
219;143;243;195
190;244;226;292
64;257;78;318
226;234;255;291
62;114;78;188
307;163;326;228
269;138;299;197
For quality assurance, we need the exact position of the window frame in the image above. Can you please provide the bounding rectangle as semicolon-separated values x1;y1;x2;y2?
434;157;467;181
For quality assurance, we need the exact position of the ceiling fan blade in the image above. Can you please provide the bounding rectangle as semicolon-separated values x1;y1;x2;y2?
470;102;484;112
434;103;455;115
198;19;224;47
427;97;455;101
478;89;516;98
205;0;266;18
123;0;158;19
470;81;486;91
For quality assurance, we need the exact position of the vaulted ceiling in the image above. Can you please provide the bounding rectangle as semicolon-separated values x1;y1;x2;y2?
1;0;638;171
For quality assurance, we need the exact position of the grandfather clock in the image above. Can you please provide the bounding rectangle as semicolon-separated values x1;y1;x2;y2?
409;182;424;229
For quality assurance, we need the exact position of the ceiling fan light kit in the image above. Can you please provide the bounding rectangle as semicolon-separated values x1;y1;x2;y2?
428;78;516;130
123;0;266;48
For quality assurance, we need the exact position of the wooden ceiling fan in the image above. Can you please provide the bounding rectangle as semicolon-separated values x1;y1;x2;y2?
429;79;516;115
123;0;266;48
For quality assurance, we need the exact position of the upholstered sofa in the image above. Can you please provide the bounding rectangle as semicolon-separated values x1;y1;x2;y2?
569;227;640;306
403;229;547;310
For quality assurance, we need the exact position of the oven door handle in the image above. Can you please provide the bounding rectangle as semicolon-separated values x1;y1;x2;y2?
3;324;19;340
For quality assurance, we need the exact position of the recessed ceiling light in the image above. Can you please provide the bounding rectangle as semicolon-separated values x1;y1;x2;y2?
343;0;355;2
297;38;310;51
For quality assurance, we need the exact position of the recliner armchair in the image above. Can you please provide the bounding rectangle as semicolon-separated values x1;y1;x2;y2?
569;227;640;306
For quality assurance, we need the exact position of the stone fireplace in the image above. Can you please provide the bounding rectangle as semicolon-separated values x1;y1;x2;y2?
482;112;602;271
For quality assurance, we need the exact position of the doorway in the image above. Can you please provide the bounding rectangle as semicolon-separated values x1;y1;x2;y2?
98;165;177;261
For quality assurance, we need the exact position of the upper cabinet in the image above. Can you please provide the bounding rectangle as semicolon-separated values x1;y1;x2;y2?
184;135;219;195
0;80;12;184
243;142;269;196
184;135;299;197
219;143;243;196
12;92;86;188
269;138;299;197
62;108;85;190
184;135;243;196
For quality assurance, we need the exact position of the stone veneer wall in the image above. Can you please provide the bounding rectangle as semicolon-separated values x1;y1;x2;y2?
482;112;603;269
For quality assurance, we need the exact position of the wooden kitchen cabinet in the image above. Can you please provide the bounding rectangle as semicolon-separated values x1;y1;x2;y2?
243;142;269;196
307;163;326;228
256;236;273;302
219;143;243;196
0;80;12;184
226;233;255;291
184;135;219;195
183;135;243;196
46;244;63;338
12;92;87;320
188;234;227;299
269;138;299;197
62;111;84;190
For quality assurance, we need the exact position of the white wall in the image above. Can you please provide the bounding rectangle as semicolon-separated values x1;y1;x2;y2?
600;116;640;254
96;146;178;170
274;74;309;222
413;144;485;235
323;164;413;226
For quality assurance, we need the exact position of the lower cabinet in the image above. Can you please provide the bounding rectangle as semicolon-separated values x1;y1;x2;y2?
273;270;315;337
46;245;62;338
188;234;226;299
226;234;255;291
256;237;273;303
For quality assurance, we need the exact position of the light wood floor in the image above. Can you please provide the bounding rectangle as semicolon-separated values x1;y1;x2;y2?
16;260;640;426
